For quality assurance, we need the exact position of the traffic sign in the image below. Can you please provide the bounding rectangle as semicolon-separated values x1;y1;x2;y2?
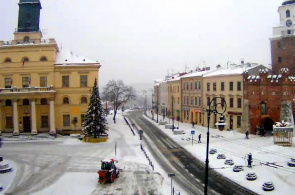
191;130;195;135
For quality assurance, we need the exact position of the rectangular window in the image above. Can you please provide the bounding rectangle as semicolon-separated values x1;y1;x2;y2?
5;78;12;88
195;82;198;90
207;83;210;91
183;96;186;105
287;30;292;34
41;116;49;128
278;57;282;63
237;82;241;91
187;96;189;105
195;97;198;106
80;75;87;87
191;97;193;105
229;82;233;91
237;98;242;108
177;86;179;93
178;97;179;104
63;115;70;127
221;82;224;91
22;77;30;88
199;97;201;106
237;116;241;128
230;98;234;108
190;82;193;90
40;76;47;87
62;76;69;88
6;116;13;128
213;82;216;91
81;114;86;126
199;81;201;90
207;97;210;106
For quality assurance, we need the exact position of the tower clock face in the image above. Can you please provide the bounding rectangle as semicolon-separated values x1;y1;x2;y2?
286;19;293;27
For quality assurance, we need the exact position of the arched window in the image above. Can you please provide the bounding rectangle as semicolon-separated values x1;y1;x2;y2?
63;97;69;104
4;58;12;63
81;97;87;104
261;102;267;115
40;56;48;61
41;98;47;105
22;57;29;62
23;99;29;105
286;10;290;18
5;100;12;106
24;36;30;43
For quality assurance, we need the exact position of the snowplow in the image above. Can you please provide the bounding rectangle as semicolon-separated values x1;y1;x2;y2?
98;159;119;184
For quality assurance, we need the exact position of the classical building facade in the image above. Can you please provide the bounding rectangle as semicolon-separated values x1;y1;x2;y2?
0;0;100;135
181;72;205;125
167;77;181;121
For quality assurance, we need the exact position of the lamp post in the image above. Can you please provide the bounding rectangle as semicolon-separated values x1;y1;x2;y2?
168;173;175;195
204;97;227;195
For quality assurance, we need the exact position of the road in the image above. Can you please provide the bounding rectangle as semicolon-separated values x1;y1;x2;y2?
127;110;257;195
1;115;163;195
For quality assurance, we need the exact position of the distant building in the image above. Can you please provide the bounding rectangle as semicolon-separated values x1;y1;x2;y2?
0;0;100;135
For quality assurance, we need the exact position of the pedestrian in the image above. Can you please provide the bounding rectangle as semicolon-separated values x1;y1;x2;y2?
192;121;195;128
245;130;249;139
247;153;252;167
198;134;201;143
263;129;266;137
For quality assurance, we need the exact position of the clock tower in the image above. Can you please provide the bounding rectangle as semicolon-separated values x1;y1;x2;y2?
17;0;42;32
270;0;295;75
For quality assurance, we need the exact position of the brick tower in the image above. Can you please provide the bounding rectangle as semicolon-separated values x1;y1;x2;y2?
271;0;295;75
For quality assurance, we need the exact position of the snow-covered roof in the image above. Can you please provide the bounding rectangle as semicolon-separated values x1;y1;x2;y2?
203;67;244;77
55;48;98;65
181;71;209;78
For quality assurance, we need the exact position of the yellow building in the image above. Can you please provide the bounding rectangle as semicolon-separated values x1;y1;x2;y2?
0;0;100;135
181;72;205;125
202;67;243;131
167;77;181;122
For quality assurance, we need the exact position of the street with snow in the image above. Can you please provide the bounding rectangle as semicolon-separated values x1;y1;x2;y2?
0;110;295;195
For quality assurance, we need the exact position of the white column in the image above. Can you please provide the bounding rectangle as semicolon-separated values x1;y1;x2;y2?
13;100;19;135
49;100;56;135
31;100;37;135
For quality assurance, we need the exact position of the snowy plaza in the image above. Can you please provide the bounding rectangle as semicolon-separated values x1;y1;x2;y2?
0;110;295;194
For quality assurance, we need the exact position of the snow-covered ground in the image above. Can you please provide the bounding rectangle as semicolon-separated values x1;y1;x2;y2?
0;111;176;195
1;110;294;194
145;112;295;195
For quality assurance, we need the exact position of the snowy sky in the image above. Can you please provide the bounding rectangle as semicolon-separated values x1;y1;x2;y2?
0;0;283;92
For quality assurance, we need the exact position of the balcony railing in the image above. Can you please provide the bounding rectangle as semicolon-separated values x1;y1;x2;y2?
1;39;50;46
0;86;54;93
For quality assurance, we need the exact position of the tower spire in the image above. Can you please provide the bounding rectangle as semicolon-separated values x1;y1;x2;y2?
17;0;42;32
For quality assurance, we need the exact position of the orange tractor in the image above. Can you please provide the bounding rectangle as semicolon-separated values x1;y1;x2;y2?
98;159;120;183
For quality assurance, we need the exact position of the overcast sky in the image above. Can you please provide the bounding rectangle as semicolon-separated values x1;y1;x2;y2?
1;0;283;93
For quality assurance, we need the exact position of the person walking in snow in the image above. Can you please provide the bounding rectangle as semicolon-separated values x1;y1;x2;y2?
245;130;249;139
198;134;201;143
192;121;195;128
247;153;252;167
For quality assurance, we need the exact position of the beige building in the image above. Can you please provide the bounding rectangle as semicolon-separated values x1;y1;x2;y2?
202;67;243;130
167;77;181;121
181;72;206;125
0;0;100;135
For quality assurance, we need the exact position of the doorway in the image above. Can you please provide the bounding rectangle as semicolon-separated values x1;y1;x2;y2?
230;115;233;129
23;116;31;133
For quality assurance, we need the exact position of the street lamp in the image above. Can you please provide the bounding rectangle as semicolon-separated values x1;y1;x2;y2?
204;97;227;195
168;173;175;195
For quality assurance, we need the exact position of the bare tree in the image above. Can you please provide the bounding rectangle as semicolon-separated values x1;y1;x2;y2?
102;80;136;123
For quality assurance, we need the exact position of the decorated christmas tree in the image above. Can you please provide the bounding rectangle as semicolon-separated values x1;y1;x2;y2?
82;78;107;138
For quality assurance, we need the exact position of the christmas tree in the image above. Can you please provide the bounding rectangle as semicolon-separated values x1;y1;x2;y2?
82;78;107;138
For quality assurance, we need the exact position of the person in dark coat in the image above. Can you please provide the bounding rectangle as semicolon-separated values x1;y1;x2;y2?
248;153;252;167
198;134;201;143
245;130;249;139
192;121;195;128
